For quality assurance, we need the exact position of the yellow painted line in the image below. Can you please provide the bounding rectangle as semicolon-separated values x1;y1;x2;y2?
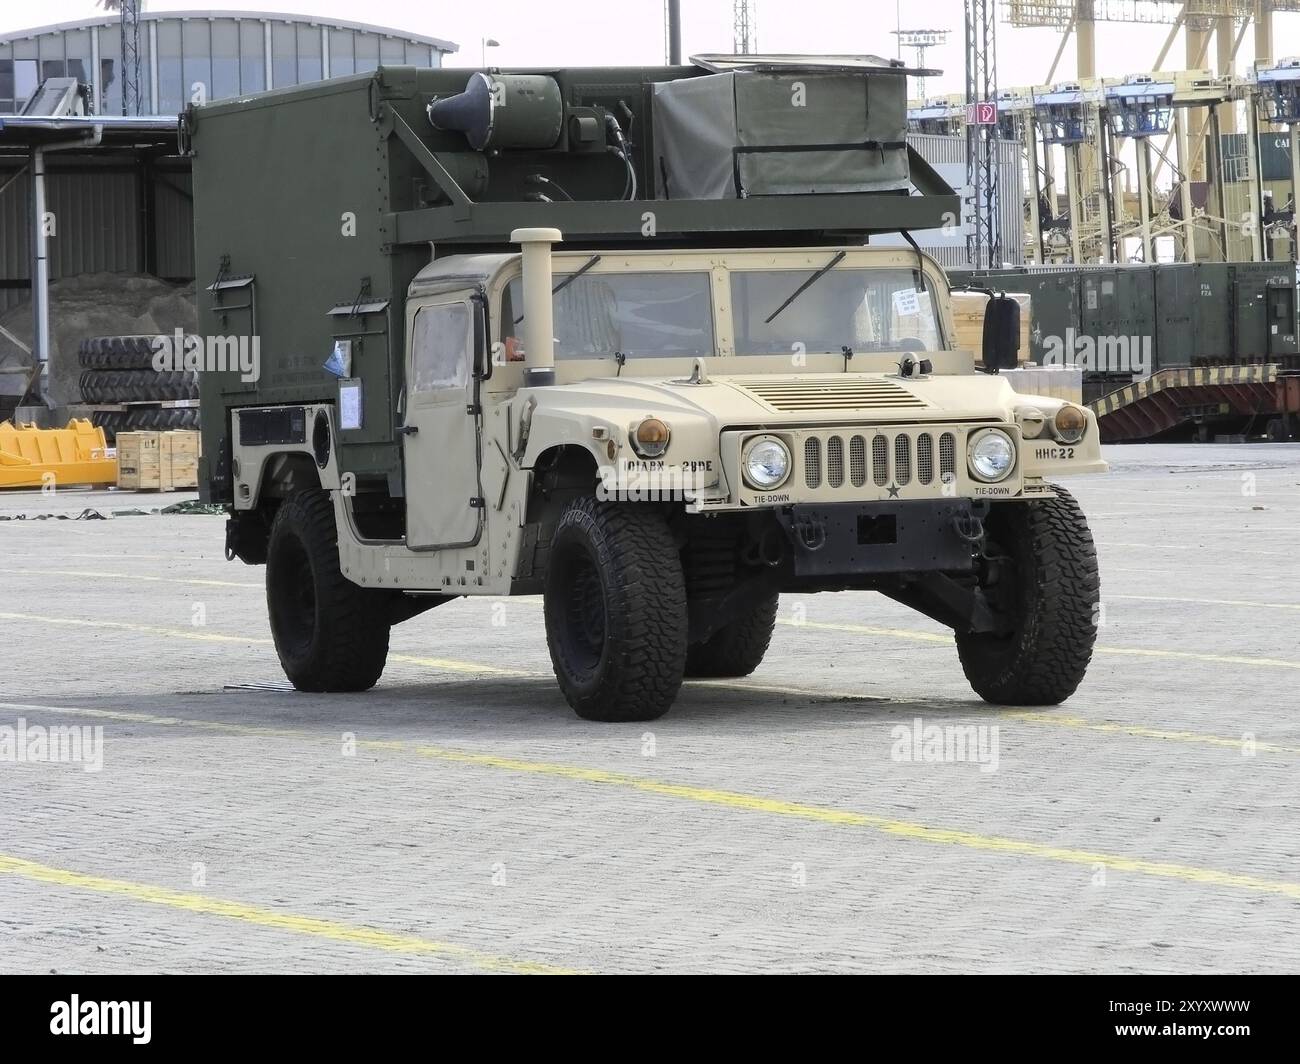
1104;541;1294;558
0;567;261;589
1000;710;1300;756
389;653;528;677
776;617;950;643
774;617;1300;670
1097;645;1300;669
691;689;1295;756
688;678;894;703
0;613;521;676
689;683;1266;754
0;852;574;975
1111;593;1300;611
0;611;271;646
0;702;307;740
33;553;181;561
6;700;1298;904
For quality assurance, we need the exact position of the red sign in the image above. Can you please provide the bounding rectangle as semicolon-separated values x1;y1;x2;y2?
966;101;998;125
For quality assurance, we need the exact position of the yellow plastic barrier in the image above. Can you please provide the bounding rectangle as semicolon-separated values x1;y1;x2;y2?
0;418;117;489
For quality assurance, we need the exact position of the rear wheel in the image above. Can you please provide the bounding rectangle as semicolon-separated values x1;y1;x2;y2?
956;486;1099;705
685;591;778;678
544;497;687;722
266;489;391;692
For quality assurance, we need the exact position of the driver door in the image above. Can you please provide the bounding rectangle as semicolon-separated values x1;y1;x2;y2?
403;293;482;550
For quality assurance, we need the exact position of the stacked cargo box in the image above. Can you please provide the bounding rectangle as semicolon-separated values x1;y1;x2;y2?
116;430;200;491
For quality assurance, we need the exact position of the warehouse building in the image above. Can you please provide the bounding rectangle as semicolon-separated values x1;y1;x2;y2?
0;9;456;116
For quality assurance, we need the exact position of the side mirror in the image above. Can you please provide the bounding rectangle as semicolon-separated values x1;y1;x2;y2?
982;293;1021;373
472;295;492;381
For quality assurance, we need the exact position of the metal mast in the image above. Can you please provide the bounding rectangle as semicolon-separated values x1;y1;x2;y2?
965;0;1001;267
734;0;757;55
100;0;143;115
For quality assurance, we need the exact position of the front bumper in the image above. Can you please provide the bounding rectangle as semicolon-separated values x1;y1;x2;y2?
773;499;987;578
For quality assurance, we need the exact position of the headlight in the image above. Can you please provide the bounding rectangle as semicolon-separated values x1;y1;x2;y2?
743;437;791;490
968;428;1016;482
1053;404;1087;444
631;417;671;458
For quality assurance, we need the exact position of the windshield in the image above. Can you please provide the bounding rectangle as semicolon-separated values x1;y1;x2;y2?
730;268;943;355
502;271;714;360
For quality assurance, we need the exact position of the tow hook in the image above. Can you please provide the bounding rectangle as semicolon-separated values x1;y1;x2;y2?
953;512;985;544
793;515;827;552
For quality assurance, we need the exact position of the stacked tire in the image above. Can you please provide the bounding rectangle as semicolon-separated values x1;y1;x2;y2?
77;335;163;370
77;335;200;443
78;368;198;403
91;406;200;440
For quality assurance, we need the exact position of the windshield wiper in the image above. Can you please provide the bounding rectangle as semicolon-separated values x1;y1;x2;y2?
764;250;847;325
513;254;602;325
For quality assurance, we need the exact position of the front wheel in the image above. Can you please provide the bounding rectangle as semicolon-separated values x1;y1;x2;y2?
685;591;779;678
544;497;687;722
956;486;1100;705
266;490;392;692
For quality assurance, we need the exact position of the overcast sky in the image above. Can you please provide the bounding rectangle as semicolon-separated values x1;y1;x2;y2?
3;1;1298;94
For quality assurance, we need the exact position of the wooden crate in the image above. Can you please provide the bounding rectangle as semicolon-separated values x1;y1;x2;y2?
115;432;163;491
116;430;200;491
951;290;1033;364
161;430;199;490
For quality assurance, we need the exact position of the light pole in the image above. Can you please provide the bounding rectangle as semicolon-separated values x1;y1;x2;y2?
891;29;950;103
481;37;500;68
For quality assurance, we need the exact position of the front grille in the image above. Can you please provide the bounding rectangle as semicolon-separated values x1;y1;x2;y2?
827;435;845;488
917;433;934;485
939;432;956;481
849;435;867;487
796;426;973;495
872;435;888;486
804;437;821;489
894;434;912;485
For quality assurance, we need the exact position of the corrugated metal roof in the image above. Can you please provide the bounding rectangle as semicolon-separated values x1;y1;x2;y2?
0;10;458;54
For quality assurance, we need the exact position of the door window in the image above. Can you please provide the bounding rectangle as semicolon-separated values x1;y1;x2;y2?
411;302;470;392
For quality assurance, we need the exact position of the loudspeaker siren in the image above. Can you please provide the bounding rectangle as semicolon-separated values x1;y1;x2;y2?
427;72;564;152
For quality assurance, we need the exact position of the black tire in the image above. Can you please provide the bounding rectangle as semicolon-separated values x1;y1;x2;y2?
685;591;778;678
956;486;1100;705
115;406;200;433
91;409;125;443
78;335;166;370
266;489;392;692
543;496;687;722
78;368;198;404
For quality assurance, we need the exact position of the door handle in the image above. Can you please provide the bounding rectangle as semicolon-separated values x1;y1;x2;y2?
398;424;418;436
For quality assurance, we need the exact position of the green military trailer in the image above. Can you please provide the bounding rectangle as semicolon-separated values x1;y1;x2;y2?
188;56;1106;722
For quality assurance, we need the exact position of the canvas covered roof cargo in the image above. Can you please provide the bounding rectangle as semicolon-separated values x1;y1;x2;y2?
652;61;912;199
